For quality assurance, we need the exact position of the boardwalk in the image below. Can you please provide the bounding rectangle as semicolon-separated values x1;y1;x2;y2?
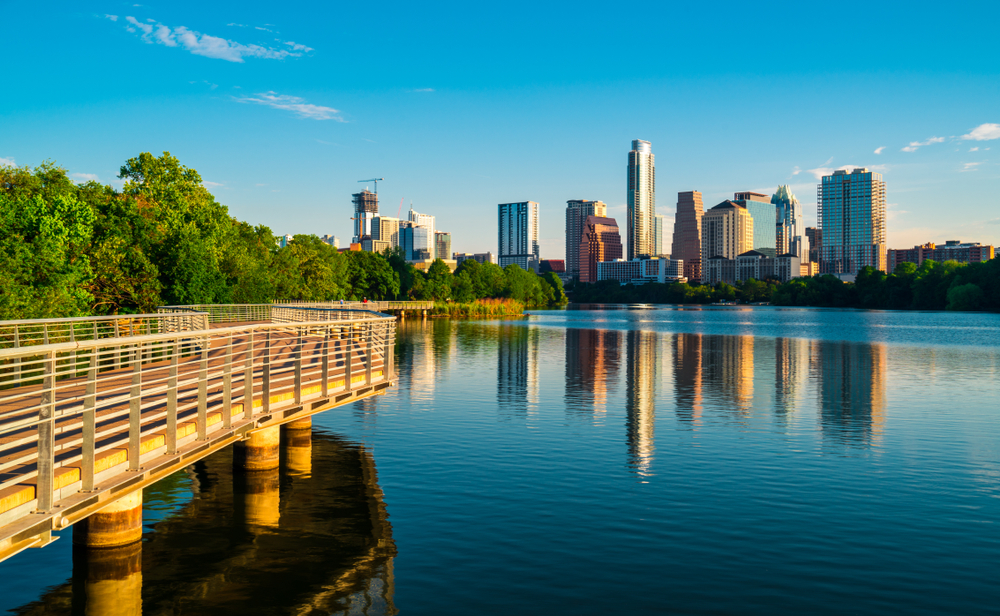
0;304;397;561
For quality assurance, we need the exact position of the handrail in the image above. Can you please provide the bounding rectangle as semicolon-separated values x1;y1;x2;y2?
0;306;396;538
0;312;210;350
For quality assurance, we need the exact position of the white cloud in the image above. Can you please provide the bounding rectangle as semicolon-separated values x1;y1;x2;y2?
969;147;979;152
118;16;311;63
105;14;118;21
960;162;984;172
409;88;435;93
255;26;273;32
203;181;225;187
283;41;312;52
960;123;1000;141
874;146;885;155
72;173;99;182
0;156;15;167
234;91;343;121
901;136;945;152
791;165;801;176
805;164;877;180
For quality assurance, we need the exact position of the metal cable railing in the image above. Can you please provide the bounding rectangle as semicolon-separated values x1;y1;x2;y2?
0;307;395;530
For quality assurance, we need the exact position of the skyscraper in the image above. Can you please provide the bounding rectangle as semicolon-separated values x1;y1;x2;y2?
408;206;435;259
352;189;378;244
671;191;704;282
701;200;754;284
734;191;776;256
498;201;540;272
434;231;452;261
772;185;804;258
578;215;623;283
627;139;656;260
653;214;666;257
372;216;400;249
805;227;822;263
565;199;607;278
818;168;887;276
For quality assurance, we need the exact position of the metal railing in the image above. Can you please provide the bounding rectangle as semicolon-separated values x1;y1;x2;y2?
158;304;273;324
0;313;209;350
274;300;435;312
0;307;395;530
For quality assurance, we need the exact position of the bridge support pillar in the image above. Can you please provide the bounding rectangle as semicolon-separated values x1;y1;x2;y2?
282;418;312;477
73;541;143;616
73;489;143;549
422;309;427;320
235;425;280;471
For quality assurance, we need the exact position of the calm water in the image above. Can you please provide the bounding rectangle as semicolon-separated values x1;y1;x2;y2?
3;306;1000;615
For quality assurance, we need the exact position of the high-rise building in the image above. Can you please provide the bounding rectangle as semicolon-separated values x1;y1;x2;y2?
772;185;804;258
320;234;340;249
498;201;540;272
406;206;436;258
578;216;623;283
671;191;704;282
818;168;887;276
701;201;754;262
627;139;656;260
372;217;400;249
653;214;666;257
734;191;776;256
352;189;378;244
805;227;822;263
278;234;293;248
565;200;607;278
400;222;433;261
434;231;452;261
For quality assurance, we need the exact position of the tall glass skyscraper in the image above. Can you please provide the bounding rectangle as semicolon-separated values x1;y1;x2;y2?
498;201;540;272
734;191;776;256
627;140;656;260
818;168;887;276
772;185;804;258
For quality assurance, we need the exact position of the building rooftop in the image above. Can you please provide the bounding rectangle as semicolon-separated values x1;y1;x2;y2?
710;200;744;210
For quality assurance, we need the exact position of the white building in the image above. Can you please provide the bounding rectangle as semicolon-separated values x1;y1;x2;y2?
597;257;685;285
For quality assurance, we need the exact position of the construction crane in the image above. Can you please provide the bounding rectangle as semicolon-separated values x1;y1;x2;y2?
358;178;385;194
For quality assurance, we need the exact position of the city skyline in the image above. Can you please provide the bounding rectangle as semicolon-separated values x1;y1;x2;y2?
2;2;998;259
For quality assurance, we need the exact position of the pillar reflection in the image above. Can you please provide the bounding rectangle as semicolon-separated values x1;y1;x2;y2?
626;329;657;477
72;541;143;616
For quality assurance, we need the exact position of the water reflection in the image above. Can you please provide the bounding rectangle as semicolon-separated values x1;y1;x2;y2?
564;328;621;419
816;341;887;448
497;324;539;419
10;433;396;616
625;330;657;476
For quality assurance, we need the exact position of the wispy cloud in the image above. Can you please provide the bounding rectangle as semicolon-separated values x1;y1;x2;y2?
283;41;312;52
72;173;99;182
969;147;979;152
203;181;225;187
0;156;15;167
105;14;118;21
901;136;945;152
255;183;268;187
189;79;218;90
116;16;311;63
804;163;881;180
408;88;435;93
960;123;1000;141
234;91;343;121
874;146;885;155
960;162;984;172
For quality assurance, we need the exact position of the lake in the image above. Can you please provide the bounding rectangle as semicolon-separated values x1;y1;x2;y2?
2;306;999;615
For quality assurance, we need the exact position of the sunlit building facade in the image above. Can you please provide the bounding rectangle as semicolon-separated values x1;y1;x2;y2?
671;190;704;282
498;201;540;272
566;199;607;278
818;168;887;275
627;140;656;259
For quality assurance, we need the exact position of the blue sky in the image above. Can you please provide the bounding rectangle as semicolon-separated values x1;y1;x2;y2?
2;0;999;258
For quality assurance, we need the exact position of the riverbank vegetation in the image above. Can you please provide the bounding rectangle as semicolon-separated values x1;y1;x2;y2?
430;298;526;317
0;154;566;320
569;259;1000;311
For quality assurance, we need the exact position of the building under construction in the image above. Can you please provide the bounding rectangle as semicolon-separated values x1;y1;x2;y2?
352;189;379;243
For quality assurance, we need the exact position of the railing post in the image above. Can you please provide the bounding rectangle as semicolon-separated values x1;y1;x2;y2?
344;325;353;393
262;330;271;413
384;321;393;381
13;326;20;381
223;332;233;429
294;328;303;405
128;343;142;471
366;322;373;385
82;350;97;490
244;330;254;420
113;320;121;370
166;340;179;455
321;325;329;397
197;341;208;440
36;350;56;512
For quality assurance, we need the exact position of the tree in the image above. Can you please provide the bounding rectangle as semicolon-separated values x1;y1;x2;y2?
344;250;400;300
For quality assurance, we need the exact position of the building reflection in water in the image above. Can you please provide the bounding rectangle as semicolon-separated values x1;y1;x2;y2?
497;323;539;419
625;330;657;477
815;341;887;447
564;328;621;420
773;337;807;422
673;333;704;425
701;334;755;420
11;433;397;616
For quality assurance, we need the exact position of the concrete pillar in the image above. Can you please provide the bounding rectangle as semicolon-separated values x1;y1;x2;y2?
73;489;143;548
73;541;143;616
282;418;312;477
234;425;280;471
240;469;280;530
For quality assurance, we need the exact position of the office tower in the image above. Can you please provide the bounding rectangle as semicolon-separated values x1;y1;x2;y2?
401;224;432;260
818;168;887;275
320;234;340;249
627;139;656;259
805;227;821;263
671;191;704;282
498;201;540;272
565;200;607;278
372;217;400;249
352;189;378;243
434;231;452;261
734;191;776;256
653;214;666;256
772;185;804;257
701;201;754;261
578;215;623;283
407;205;436;257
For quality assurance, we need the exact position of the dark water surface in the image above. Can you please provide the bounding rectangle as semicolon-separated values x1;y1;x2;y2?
2;306;999;615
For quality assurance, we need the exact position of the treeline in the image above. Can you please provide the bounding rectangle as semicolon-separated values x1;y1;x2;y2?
0;154;565;320
570;259;1000;312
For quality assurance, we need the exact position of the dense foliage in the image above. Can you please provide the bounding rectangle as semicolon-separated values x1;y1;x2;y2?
0;155;566;320
570;260;1000;312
